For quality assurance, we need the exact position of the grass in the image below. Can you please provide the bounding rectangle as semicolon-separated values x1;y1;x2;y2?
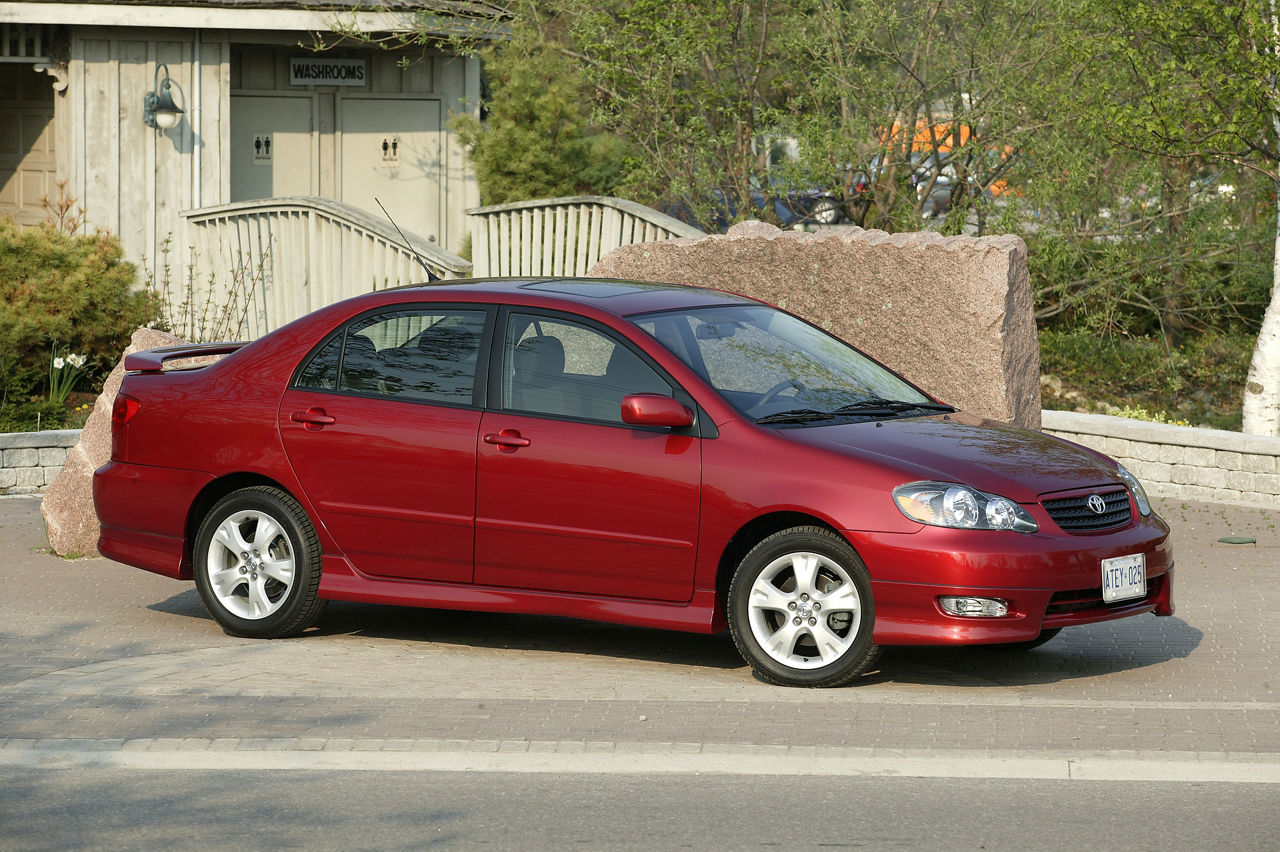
1039;329;1253;431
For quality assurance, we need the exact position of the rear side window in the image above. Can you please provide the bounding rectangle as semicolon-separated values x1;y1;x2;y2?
296;336;341;389
296;308;486;405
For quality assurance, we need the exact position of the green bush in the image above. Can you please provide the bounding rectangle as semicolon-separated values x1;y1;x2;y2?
0;218;159;431
1039;329;1253;431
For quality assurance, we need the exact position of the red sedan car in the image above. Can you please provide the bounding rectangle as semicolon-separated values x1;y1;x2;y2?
95;278;1173;687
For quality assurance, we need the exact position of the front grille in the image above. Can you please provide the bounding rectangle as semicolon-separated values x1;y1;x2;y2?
1045;572;1163;616
1042;488;1131;533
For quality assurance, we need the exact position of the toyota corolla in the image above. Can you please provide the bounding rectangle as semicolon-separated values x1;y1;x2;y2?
94;278;1173;687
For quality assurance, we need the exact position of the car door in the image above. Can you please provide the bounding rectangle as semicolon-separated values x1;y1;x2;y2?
474;310;701;602
279;305;490;583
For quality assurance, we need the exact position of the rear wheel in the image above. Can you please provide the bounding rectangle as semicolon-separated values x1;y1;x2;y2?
193;486;325;638
728;526;880;687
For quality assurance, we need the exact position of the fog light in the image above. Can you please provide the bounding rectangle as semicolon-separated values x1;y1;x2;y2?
939;596;1009;617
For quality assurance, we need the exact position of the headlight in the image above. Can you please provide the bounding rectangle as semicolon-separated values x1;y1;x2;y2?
893;481;1039;533
1115;464;1152;516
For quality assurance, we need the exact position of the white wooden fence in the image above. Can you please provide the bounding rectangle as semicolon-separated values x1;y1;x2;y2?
180;196;471;339
467;195;704;277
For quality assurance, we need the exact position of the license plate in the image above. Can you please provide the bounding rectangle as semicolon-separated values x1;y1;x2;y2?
1101;553;1146;603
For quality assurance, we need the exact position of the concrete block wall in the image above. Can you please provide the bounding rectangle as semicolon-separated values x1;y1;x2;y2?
1042;411;1280;509
5;416;1279;509
0;430;81;496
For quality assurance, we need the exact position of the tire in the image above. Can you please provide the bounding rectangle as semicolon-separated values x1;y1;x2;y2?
728;526;880;687
193;486;326;638
989;627;1062;652
810;197;843;225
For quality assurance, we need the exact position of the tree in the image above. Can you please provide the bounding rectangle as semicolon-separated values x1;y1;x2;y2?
451;20;630;205
778;0;1072;234
564;0;794;227
1081;0;1280;435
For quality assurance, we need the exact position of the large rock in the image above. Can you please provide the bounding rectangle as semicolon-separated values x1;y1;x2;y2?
589;221;1040;428
41;328;190;557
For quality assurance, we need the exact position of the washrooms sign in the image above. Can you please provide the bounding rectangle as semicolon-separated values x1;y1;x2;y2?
252;134;272;164
290;57;367;86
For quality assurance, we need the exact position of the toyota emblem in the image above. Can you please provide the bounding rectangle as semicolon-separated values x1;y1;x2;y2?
1086;494;1107;514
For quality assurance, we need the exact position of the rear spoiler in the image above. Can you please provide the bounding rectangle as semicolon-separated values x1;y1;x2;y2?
123;342;250;374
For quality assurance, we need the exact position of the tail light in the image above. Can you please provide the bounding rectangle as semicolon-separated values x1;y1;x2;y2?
111;393;140;460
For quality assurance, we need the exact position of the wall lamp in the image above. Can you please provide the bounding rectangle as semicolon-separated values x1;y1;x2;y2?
143;63;184;130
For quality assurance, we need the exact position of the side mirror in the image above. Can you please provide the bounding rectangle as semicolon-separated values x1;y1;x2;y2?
620;394;694;428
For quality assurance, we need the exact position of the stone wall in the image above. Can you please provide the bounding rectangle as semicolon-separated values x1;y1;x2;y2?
10;413;1277;510
0;430;81;496
1042;411;1280;510
589;221;1041;429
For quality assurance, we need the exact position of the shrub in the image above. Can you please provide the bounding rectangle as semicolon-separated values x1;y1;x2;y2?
0;217;160;430
143;235;263;344
1040;329;1252;431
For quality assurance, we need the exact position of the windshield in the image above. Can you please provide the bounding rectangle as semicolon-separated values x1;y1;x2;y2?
632;305;944;424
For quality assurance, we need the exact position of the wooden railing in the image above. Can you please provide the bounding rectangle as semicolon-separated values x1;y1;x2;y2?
467;196;704;277
181;197;471;338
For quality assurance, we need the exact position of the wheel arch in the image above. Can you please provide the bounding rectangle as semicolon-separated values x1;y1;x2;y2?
715;511;845;615
181;473;301;578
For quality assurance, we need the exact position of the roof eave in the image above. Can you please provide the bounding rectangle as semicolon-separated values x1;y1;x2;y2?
0;2;503;35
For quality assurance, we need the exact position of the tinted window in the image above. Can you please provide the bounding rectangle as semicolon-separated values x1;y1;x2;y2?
503;313;670;423
297;308;485;404
295;336;341;389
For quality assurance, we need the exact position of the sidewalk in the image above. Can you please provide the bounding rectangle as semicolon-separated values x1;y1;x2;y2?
2;494;1277;775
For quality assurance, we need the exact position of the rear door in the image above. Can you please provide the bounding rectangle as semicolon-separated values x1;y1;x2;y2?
279;305;490;583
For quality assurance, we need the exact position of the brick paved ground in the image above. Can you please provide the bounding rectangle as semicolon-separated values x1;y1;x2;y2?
1;495;1277;768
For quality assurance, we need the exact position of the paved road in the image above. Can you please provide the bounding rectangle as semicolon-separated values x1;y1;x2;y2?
4;771;1278;850
2;494;1278;847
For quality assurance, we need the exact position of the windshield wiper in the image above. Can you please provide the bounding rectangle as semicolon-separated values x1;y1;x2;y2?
754;408;836;424
756;399;954;425
832;398;955;416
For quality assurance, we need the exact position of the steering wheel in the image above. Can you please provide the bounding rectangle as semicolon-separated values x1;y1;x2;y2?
757;378;806;409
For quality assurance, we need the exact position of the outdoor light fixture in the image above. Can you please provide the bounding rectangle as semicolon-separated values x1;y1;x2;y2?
143;63;184;130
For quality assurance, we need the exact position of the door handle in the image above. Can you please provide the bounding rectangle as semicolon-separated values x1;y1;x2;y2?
291;408;336;430
483;430;531;450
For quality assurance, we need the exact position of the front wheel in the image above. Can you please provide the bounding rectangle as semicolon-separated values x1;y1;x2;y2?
193;486;326;638
728;526;880;687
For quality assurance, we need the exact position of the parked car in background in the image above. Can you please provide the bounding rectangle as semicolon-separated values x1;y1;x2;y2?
665;178;846;231
95;278;1173;687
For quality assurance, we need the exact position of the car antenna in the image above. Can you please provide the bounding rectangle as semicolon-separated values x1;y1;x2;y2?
376;197;440;282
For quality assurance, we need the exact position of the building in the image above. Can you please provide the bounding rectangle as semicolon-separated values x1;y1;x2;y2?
1;1;495;274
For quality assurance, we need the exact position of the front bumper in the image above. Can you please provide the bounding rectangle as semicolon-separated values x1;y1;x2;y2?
848;513;1174;645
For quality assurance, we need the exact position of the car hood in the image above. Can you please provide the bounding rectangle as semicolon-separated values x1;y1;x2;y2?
785;413;1120;503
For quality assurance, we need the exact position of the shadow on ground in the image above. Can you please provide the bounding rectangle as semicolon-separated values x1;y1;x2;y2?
870;616;1202;688
149;589;1201;687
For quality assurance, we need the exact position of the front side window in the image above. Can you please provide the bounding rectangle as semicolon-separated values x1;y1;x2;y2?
502;313;671;423
296;308;486;404
633;305;935;422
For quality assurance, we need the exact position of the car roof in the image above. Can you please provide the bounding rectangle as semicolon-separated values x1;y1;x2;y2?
394;278;761;317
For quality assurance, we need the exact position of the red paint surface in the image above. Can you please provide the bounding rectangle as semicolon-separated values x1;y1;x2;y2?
95;279;1174;646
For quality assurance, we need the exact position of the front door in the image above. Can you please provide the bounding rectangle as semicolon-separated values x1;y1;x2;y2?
230;95;315;201
339;97;442;245
474;312;701;602
0;65;56;228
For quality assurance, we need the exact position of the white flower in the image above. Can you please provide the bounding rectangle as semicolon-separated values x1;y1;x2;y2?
68;354;86;368
53;357;66;370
